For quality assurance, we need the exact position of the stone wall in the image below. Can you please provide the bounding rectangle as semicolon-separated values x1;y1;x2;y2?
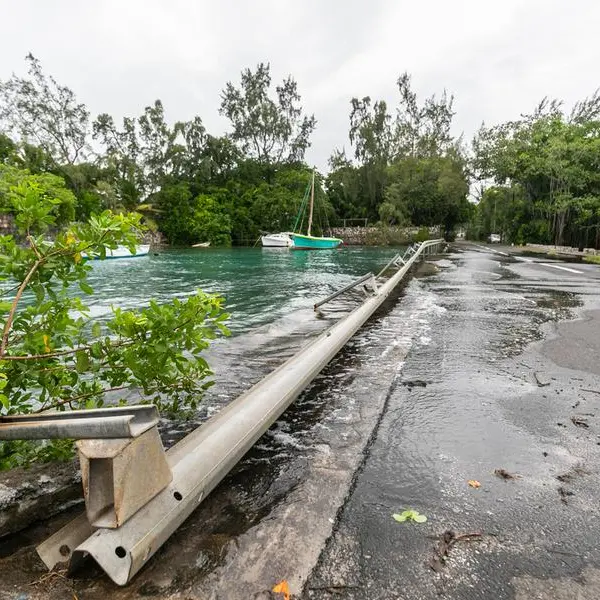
143;230;167;248
525;243;599;256
331;226;442;245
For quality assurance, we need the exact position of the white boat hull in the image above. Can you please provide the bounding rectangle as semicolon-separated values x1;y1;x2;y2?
261;233;293;248
87;245;150;260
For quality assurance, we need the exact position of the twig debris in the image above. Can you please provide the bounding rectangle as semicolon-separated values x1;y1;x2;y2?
556;466;588;484
558;486;575;505
571;416;589;428
402;379;430;389
428;530;483;572
494;468;519;480
581;388;600;395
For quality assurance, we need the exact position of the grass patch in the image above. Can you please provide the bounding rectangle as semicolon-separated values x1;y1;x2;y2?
583;255;600;264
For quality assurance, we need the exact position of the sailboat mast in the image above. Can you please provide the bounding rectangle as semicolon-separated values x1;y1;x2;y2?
307;170;315;237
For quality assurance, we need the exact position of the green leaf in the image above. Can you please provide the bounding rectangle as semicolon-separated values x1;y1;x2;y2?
32;284;45;303
79;281;94;295
75;350;90;373
393;509;427;523
91;322;101;338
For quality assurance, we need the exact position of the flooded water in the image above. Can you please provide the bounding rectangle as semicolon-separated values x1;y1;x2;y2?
85;246;401;426
306;249;600;600
85;246;401;332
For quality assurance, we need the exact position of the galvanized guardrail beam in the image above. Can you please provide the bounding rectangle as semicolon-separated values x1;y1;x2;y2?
32;239;445;586
1;405;172;534
313;272;375;310
0;405;159;440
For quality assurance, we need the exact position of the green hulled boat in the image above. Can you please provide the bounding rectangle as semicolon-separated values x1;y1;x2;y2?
290;232;342;249
291;171;343;250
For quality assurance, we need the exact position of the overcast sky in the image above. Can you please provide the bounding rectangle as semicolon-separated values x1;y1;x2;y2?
1;0;599;170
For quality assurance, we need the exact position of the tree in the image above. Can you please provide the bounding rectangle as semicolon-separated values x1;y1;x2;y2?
383;155;469;235
220;63;316;165
0;165;77;225
0;172;229;468
94;101;221;209
346;98;393;217
0;134;17;165
93;112;150;208
0;54;90;165
471;96;600;247
329;72;465;229
395;72;456;158
325;150;364;221
191;194;232;246
349;97;394;164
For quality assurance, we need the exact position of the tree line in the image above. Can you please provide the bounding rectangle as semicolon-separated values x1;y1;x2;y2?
470;95;600;248
0;55;471;245
1;54;599;248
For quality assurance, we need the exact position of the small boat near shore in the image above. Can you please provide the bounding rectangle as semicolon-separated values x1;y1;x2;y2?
86;244;150;260
290;232;343;250
260;171;342;250
291;171;342;250
261;232;293;247
192;241;211;248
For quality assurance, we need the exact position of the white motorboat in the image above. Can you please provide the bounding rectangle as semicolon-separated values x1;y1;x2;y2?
261;232;293;248
86;244;150;260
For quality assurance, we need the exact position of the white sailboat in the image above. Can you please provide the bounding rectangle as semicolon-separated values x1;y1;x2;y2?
261;232;294;247
260;171;342;249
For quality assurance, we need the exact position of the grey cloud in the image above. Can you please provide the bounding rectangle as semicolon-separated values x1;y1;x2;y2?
1;0;599;170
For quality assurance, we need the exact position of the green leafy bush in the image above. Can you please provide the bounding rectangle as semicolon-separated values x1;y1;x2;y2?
413;227;430;243
0;175;229;468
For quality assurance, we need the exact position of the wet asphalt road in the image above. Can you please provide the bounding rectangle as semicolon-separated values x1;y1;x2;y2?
2;245;600;600
306;245;600;599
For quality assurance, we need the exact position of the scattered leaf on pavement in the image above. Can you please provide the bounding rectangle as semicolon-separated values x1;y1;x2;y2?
393;509;427;523
272;580;290;600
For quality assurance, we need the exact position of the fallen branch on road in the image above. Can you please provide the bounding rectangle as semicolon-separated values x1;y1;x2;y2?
428;530;483;572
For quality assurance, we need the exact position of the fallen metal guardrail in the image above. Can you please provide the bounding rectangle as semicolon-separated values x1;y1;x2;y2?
0;238;445;586
313;272;376;310
0;405;159;439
